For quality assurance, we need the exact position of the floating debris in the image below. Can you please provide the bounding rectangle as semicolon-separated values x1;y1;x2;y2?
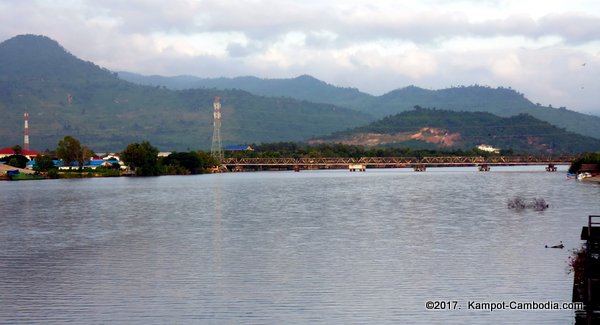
507;196;549;211
530;198;549;211
507;196;527;210
545;241;564;249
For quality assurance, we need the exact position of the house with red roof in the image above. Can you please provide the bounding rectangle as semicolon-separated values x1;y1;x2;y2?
0;147;41;161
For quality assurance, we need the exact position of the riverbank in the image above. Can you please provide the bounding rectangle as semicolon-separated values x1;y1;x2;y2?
0;163;44;180
0;164;34;179
581;176;600;183
0;163;36;175
0;163;126;180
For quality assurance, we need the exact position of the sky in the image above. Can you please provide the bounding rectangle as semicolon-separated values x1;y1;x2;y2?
1;0;600;115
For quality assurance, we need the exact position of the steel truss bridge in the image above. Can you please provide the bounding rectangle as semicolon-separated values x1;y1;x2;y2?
222;156;575;170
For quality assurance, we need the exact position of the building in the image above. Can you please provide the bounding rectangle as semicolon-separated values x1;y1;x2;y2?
224;145;254;151
57;158;125;170
477;144;500;154
0;147;40;160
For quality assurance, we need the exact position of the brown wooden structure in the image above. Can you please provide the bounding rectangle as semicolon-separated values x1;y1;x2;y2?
575;215;600;324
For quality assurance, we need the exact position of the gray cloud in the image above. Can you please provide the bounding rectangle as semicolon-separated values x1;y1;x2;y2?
0;0;599;114
226;41;264;57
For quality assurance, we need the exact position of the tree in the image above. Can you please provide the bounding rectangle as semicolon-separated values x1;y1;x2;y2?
5;154;28;168
56;136;92;167
196;151;219;172
34;154;55;172
11;144;23;155
121;141;159;176
56;136;82;167
162;152;201;174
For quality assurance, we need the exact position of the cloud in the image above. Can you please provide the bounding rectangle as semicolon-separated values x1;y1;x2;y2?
226;41;264;57
81;0;201;33
0;0;599;113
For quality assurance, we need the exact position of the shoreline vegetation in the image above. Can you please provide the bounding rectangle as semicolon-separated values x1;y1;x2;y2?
568;152;600;182
1;138;600;180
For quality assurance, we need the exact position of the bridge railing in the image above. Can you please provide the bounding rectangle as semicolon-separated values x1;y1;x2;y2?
221;156;576;167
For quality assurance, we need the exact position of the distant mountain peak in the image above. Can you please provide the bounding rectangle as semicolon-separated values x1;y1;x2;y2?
0;34;110;80
1;34;71;57
295;74;319;81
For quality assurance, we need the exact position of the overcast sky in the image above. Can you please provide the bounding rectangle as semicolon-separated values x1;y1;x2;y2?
1;0;599;114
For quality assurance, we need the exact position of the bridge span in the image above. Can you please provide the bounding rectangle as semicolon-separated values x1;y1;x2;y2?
221;156;575;171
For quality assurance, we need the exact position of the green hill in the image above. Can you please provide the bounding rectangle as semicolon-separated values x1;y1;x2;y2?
314;108;600;154
117;72;374;110
0;35;371;151
120;73;600;140
372;86;600;140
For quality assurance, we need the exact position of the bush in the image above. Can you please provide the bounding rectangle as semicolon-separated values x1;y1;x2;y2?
5;155;28;168
47;169;59;179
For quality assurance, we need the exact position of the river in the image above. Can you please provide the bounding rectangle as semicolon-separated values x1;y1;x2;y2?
1;166;599;324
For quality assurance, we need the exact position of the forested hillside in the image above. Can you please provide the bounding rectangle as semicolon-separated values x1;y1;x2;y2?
120;73;600;140
0;35;370;151
316;107;600;154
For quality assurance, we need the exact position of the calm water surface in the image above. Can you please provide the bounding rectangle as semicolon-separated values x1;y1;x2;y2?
1;166;600;324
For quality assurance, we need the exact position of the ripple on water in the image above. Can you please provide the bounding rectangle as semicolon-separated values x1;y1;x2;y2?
0;168;598;324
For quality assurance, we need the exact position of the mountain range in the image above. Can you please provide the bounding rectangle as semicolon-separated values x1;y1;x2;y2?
119;72;600;141
0;34;599;154
0;35;369;151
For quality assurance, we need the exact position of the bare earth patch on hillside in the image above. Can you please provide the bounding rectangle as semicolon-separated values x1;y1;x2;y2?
310;128;462;147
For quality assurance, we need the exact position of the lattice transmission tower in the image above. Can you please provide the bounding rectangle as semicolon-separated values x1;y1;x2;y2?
210;96;224;161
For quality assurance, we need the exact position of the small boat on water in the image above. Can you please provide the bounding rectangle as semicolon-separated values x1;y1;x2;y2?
6;170;45;181
566;173;577;179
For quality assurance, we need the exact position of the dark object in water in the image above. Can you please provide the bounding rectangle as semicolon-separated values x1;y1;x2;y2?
545;241;564;249
507;196;527;210
507;196;549;211
530;198;549;211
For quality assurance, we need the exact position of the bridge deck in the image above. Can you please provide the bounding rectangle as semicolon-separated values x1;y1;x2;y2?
222;156;574;167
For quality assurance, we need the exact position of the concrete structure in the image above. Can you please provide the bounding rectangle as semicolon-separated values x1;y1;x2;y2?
348;164;366;172
56;158;126;171
477;144;500;154
158;152;172;158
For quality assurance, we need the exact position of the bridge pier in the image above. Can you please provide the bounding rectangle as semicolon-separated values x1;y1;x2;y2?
349;164;366;172
413;165;426;172
546;164;557;172
478;164;490;172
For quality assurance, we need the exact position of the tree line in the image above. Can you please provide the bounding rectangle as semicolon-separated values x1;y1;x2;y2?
3;136;218;177
225;142;511;159
5;137;597;175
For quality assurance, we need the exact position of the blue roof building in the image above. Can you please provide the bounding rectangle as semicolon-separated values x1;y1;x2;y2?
224;145;253;151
